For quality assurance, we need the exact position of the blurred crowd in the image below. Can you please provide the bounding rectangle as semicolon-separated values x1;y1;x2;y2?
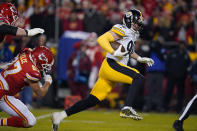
1;0;197;113
7;0;195;44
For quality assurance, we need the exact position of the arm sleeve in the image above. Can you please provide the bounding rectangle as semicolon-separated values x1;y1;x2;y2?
97;32;115;54
0;24;18;35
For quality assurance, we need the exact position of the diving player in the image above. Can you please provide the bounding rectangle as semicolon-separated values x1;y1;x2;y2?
52;9;154;131
0;46;54;128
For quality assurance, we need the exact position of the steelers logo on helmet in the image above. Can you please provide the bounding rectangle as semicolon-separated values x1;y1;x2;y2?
123;9;143;32
125;11;133;18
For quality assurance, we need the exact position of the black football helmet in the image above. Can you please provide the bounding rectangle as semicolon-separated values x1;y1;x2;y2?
123;9;143;32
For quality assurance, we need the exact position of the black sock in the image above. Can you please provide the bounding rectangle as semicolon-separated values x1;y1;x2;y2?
65;94;100;116
125;74;145;107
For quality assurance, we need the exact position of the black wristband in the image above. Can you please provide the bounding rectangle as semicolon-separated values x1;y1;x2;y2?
0;24;18;36
25;29;28;36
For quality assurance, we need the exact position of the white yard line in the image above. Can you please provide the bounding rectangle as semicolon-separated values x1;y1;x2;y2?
36;113;52;120
62;120;104;124
35;113;197;130
36;113;104;124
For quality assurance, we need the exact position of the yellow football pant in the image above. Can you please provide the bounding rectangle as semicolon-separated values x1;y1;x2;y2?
90;58;140;101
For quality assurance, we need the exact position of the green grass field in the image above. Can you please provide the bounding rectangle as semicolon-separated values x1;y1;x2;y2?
0;108;197;131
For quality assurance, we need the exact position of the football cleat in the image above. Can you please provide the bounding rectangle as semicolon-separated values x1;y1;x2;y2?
120;106;142;120
51;111;67;131
173;120;184;131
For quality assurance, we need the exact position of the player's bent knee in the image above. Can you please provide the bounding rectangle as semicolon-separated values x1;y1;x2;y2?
22;109;36;127
25;116;36;127
136;73;145;81
87;94;101;106
20;107;36;127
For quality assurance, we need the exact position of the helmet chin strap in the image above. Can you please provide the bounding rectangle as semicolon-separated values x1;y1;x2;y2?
130;26;138;34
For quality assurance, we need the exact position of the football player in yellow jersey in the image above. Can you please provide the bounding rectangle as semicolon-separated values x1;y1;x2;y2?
51;9;154;131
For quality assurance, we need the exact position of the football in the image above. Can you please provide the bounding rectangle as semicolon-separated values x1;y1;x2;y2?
110;41;126;52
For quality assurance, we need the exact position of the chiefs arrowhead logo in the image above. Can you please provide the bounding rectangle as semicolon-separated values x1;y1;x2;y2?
38;53;48;63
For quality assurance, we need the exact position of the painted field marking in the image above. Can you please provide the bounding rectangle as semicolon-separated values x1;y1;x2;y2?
35;112;197;130
36;113;52;120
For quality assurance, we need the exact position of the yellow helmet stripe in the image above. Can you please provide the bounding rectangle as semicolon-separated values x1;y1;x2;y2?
139;11;143;21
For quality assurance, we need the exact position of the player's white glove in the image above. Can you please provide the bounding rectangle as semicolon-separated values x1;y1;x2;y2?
137;56;154;67
113;45;128;57
44;74;52;84
26;28;44;36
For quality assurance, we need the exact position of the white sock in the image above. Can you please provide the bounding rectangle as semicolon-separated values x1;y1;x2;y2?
60;111;67;119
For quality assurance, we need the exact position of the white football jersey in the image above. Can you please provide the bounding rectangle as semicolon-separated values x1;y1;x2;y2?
106;24;140;65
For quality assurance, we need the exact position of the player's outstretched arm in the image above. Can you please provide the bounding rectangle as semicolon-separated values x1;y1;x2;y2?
28;74;52;98
130;52;154;67
130;52;140;60
0;22;44;37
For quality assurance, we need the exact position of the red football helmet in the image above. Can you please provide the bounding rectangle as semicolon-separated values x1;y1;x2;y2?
0;3;18;25
30;46;54;72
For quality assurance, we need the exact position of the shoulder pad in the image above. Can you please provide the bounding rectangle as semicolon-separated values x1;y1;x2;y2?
26;69;41;81
111;24;126;37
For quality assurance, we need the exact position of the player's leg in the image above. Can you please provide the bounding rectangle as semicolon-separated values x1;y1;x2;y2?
104;58;143;120
0;95;36;127
52;58;142;131
52;77;114;131
120;73;144;120
124;73;144;107
52;95;100;131
173;93;197;131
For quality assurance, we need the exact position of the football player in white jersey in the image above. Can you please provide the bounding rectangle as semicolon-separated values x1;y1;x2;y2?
51;9;154;131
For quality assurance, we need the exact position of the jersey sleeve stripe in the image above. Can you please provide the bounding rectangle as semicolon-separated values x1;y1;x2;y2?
112;27;125;35
26;73;39;81
0;74;9;90
111;29;125;37
0;80;4;90
140;11;143;21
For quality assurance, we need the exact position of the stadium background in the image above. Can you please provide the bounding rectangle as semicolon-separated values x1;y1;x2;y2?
1;0;197;130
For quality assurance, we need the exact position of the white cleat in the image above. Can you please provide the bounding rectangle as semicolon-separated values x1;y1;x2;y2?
120;106;143;120
51;111;67;131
